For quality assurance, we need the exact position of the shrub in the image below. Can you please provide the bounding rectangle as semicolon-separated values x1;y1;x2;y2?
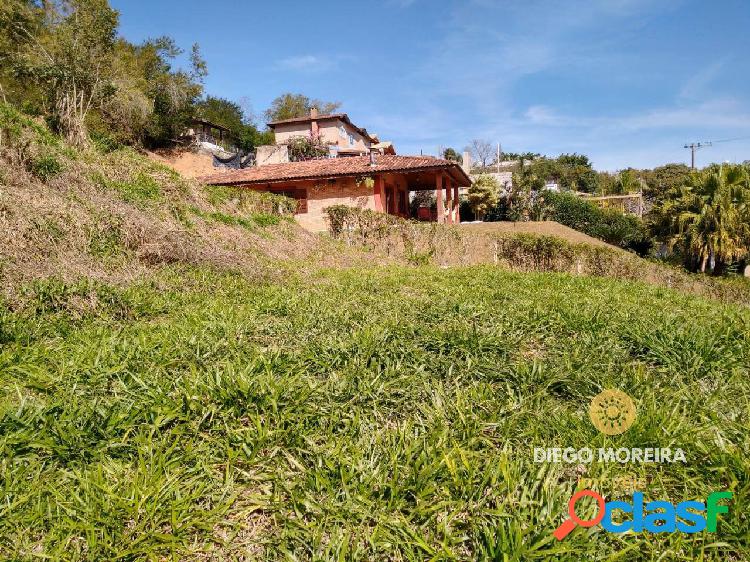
541;191;651;254
28;154;63;181
250;212;281;227
286;134;329;161
324;205;398;245
325;204;351;236
90;130;125;153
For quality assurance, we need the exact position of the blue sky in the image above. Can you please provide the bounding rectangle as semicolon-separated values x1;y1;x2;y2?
111;0;750;170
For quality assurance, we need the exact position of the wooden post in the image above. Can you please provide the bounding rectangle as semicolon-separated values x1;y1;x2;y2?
445;174;452;224
453;181;460;224
435;173;444;223
374;175;385;212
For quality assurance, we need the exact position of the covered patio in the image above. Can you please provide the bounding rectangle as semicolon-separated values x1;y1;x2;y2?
373;167;465;224
200;155;471;231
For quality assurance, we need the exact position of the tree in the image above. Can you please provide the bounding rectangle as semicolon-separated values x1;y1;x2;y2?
196;96;244;132
665;164;750;273
502;151;541;161
467;174;500;220
610;169;643;195
2;0;119;147
0;0;46;110
195;95;273;151
465;139;495;169
138;37;205;147
641;163;691;203
442;147;461;162
555;153;599;193
263;93;341;123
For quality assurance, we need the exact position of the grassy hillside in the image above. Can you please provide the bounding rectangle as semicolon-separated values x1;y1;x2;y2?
1;106;749;560
0;103;323;294
1;265;749;560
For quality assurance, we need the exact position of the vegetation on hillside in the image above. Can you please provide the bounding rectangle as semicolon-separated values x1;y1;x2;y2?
263;93;342;123
457;141;749;275
1;264;748;559
650;163;750;273
0;1;300;152
539;192;651;254
0;101;307;290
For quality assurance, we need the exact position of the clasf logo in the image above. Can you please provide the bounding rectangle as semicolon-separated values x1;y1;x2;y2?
554;490;733;540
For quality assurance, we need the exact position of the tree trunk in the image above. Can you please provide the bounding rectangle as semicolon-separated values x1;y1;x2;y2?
56;92;89;149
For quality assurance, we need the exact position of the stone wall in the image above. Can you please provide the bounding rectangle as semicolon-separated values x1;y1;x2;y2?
256;144;289;165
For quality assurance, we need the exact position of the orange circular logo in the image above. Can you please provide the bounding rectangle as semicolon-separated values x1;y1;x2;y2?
589;389;636;435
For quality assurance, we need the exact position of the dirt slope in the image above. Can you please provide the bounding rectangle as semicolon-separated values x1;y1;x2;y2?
460;221;620;250
145;148;218;178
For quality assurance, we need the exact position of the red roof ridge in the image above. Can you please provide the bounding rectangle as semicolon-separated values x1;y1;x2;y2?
266;112;377;144
198;154;471;186
266;113;346;126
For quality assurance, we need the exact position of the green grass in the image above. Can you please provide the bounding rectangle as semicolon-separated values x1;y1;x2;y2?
190;207;284;230
0;265;748;560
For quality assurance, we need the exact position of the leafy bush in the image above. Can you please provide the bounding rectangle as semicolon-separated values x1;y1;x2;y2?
90;130;125;153
325;204;351;236
324;205;398;243
28;154;63;181
250;212;281;227
286;134;329;161
541;191;651;254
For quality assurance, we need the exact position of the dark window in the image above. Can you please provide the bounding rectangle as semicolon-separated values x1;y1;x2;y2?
274;188;308;214
398;190;407;215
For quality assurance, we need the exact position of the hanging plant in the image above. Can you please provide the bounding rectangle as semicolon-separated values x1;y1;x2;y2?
355;175;375;189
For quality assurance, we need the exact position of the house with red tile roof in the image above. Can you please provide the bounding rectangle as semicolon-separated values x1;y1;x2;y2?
201;154;471;231
267;108;395;157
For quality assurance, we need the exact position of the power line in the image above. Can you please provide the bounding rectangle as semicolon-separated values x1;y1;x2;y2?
683;135;750;169
710;135;750;144
683;141;711;170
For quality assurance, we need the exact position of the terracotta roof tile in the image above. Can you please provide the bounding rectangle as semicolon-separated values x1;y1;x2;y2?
266;113;347;126
199;155;472;187
267;112;377;143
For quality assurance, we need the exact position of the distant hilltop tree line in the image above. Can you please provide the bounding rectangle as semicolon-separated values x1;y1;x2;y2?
452;142;750;275
0;0;339;152
445;142;701;199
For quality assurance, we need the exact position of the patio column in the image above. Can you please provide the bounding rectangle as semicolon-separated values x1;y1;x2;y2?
453;181;460;223
374;175;385;212
435;173;444;223
444;175;453;224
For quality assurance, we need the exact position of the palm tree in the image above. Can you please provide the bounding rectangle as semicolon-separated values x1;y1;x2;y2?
671;164;750;273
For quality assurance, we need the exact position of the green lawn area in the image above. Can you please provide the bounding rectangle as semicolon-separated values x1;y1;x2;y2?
1;265;748;560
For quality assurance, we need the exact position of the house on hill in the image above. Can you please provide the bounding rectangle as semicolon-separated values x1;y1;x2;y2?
201;154;470;231
261;109;397;162
185;118;236;152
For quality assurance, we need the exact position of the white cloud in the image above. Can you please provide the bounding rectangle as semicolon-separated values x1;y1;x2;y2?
678;58;729;101
277;54;353;73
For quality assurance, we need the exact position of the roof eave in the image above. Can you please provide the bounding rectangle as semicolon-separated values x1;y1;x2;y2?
204;162;472;187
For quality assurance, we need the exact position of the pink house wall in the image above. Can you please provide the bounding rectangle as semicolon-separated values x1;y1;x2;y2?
272;119;372;152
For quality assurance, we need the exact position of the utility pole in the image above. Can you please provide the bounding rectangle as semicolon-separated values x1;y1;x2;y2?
683;141;712;169
496;142;502;174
